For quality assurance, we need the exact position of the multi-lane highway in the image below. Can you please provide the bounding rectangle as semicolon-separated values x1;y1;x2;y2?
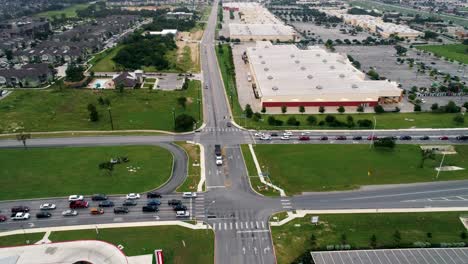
0;1;468;264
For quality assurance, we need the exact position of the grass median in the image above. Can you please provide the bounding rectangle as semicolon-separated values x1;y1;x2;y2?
0;80;202;133
0;233;45;247
416;44;468;64
252;144;468;194
0;146;173;200
272;212;468;264
176;141;202;192
49;226;214;264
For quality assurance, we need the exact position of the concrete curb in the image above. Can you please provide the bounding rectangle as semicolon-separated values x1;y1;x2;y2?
270;207;468;227
248;144;286;196
0;129;191;137
197;143;206;192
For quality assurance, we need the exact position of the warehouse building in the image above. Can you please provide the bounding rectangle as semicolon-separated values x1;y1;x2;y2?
246;41;403;108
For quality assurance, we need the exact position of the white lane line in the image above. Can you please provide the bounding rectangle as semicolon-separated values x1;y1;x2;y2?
343;187;468;200
236;222;238;229
262;222;265;228
224;222;227;230
240;222;243;229
230;222;233;230
236;230;270;234
256;221;259;229
250;221;254;229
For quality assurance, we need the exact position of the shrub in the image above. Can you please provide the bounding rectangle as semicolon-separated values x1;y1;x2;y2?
319;106;325;113
252;112;262;122
287;116;300;126
374;105;385;113
374;137;396;149
325;115;336;123
245;104;254;118
414;104;421;112
357;119;373;128
306;116;317;125
357;105;364;113
281;105;287;113
454;114;465;124
337;106;345;113
175;114;196;132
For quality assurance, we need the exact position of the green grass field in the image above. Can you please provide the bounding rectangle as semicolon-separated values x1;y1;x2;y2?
252;144;468;194
0;146;172;200
0;80;202;133
176;142;201;192
35;4;89;19
49;226;214;263
416;44;468;64
273;212;468;264
216;45;243;117
0;233;45;247
89;46;124;72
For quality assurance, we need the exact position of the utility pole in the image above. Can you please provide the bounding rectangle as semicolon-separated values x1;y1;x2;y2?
370;115;377;149
172;107;176;130
107;107;114;130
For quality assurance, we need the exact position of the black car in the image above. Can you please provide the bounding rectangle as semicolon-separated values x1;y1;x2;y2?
399;135;412;140
114;207;129;214
456;135;468;141
147;191;162;198
319;136;328;141
173;204;187;211
99;201;114;207
352;136;362;140
36;212;52;218
11;206;29;213
270;133;279;137
420;136;430;140
123;200;137;206
168;199;182;206
142;205;159;212
147;199;161;206
92;194;108;201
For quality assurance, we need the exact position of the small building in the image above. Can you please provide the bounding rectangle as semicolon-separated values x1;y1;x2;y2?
147;29;178;37
111;70;143;88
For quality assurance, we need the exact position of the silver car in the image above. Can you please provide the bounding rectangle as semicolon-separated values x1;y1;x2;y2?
62;210;78;217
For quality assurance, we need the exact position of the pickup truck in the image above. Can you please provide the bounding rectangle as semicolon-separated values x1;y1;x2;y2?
11;212;30;220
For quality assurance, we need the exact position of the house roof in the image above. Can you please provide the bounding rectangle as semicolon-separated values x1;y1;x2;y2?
112;72;137;87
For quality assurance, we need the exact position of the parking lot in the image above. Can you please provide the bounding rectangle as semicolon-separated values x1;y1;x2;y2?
145;73;185;90
311;248;468;264
292;22;374;42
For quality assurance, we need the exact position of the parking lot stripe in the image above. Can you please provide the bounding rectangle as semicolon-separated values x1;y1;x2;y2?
390;250;402;264
218;223;221;230
230;222;233;230
261;222;265;228
250;221;254;229
224;222;227;230
236;222;238;229
240;222;243;229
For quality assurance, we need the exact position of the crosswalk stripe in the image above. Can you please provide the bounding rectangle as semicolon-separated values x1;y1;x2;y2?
240;222;243;229
236;222;238;229
224;222;227;230
256;221;259;229
250;221;254;229
230;222;233;230
218;223;221;230
262;222;265;228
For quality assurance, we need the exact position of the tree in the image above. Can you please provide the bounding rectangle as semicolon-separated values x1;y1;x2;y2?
346;115;355;128
16;132;31;149
287;116;300;126
306;115;317;125
252;112;262;122
445;101;460;113
414;104;421;112
177;96;187;109
357;119;373;128
299;105;305;114
357;105;364;113
65;63;85;82
394;45;407;55
431;103;439;111
261;106;266;113
175;114;196;132
245;104;254;118
182;78;189;90
117;83;125;94
87;103;99;122
281;105;287;114
99;161;114;176
310;234;317;248
318;106;325;113
374;105;385;113
393;230;401;246
374;137;396;149
367;69;380;80
420;149;435;168
454;114;465;124
337;106;345;113
463;102;468;109
370;234;377;248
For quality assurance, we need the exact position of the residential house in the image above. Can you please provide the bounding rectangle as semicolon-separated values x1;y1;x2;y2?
0;63;54;88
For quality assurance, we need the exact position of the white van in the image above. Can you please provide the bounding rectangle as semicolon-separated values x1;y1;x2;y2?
182;192;197;198
176;211;190;218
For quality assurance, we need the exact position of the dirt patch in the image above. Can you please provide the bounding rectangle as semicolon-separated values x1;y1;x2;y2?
176;31;202;72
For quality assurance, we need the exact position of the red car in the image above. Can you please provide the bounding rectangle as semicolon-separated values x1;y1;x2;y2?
299;136;310;141
70;200;89;209
0;215;7;222
367;135;378;140
439;136;449;140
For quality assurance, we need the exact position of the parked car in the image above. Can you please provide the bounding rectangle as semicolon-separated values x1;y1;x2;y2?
335;136;346;140
183;192;197;198
99;201;115;207
352;136;362;140
90;208;104;215
11;206;29;213
168;199;182;206
173;204;188;211
439;136;449;140
91;194;108;201
299;136;310;141
123;200;137;206
147;199;161;206
62;210;78;217
11;212;30;220
114;207;129;214
319;136;328;141
36;212;52;218
176;211;190;218
147;191;162;198
69;200;89;209
0;215;7;222
68;195;84;201
419;136;430;140
142;205;159;212
399;135;412;140
126;193;140;200
39;203;56;210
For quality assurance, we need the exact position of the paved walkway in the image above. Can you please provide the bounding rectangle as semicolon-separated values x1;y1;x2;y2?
248;144;286;196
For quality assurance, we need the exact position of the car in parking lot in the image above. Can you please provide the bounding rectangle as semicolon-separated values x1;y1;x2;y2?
40;203;56;210
11;206;29;213
123;200;137;206
352;136;362;140
11;212;30;220
183;192;197;198
147;191;162;198
91;194;108;201
99;201;114;207
62;210;78;217
142;205;159;212
36;212;52;219
126;193;140;200
168;199;182;206
399;135;412;140
68;195;84;201
420;136;430;140
319;136;328;141
299;136;310;141
335;136;346;140
176;211;190;218
173;204;188;211
147;199;161;206
70;200;89;209
0;215;7;222
114;207;129;214
439;136;449;140
90;208;104;215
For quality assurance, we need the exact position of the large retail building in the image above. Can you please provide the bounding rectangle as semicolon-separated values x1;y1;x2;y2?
246;41;403;108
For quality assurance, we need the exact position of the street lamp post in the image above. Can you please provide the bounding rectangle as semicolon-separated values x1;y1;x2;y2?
370;116;377;149
107;107;114;131
172;107;176;130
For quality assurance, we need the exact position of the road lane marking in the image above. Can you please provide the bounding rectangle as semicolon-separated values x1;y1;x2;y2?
236;222;238;229
262;222;265;228
342;187;468;200
240;222;243;229
236;230;270;234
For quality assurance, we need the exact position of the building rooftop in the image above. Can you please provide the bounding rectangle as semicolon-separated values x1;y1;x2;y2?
229;24;295;37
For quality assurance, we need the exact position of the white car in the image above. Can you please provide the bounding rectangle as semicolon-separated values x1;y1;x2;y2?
40;203;56;210
68;195;84;201
280;135;290;140
12;212;30;220
176;210;190;217
254;132;264;137
126;193;140;200
62;210;78;217
301;132;310;136
260;135;272;140
182;192;197;198
283;131;293;136
215;156;223;166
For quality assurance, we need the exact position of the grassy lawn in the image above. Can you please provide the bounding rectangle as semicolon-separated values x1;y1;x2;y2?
242;112;468;130
89;46;124;73
0;146;172;200
252;144;468;194
0;233;45;247
49;226;214;263
35;3;89;19
216;44;243;117
416;44;468;64
272;212;468;264
176;142;201;192
240;145;281;196
0;80;202;133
